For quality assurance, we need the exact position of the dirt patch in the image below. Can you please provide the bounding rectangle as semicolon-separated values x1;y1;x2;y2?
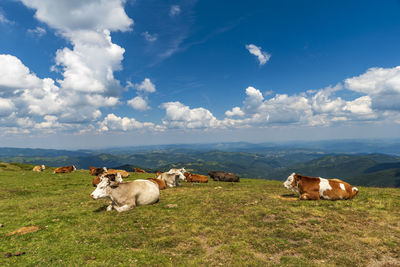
369;255;400;267
7;226;40;236
275;194;298;201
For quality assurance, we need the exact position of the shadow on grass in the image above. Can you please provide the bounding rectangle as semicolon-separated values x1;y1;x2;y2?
280;193;298;198
93;205;108;212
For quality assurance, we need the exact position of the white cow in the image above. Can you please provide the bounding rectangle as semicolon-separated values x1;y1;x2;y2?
157;172;186;188
90;175;159;212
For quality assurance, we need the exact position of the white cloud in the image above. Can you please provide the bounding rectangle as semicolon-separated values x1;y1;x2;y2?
169;5;181;17
245;44;271;66
142;31;158;42
225;107;245;117
128;96;150;111
99;113;154;132
0;98;15;116
27;26;46;37
160;101;219;129
134;78;156;93
0;11;13;24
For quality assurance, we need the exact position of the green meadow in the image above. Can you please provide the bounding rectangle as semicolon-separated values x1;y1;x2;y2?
0;163;399;266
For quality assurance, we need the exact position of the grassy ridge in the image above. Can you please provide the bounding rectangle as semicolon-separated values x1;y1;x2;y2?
0;166;399;266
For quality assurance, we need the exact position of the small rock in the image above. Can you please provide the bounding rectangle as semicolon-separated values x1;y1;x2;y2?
4;252;12;258
14;251;25;256
90;256;96;260
214;186;222;189
165;204;178;209
0;224;4;227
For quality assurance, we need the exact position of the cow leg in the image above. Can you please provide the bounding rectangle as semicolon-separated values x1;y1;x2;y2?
300;193;320;200
114;204;134;212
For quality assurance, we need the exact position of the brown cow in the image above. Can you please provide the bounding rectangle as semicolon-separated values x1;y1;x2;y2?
283;173;359;200
134;167;146;173
106;169;130;178
53;165;76;174
146;178;167;190
89;166;107;176
184;172;208;183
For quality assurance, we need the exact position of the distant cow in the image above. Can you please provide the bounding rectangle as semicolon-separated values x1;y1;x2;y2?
93;172;123;187
283;173;359;200
184;172;208;183
106;169;130;178
53;165;76;174
32;165;45;172
134;167;146;173
208;171;239;182
89;166;107;176
90;176;159;212
146;178;167;190
157;172;185;188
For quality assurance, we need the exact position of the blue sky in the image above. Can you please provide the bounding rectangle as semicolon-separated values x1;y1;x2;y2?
1;0;400;149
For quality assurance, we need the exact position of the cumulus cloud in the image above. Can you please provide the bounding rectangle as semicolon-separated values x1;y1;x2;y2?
225;107;245;117
99;113;154;132
142;31;158;42
27;26;46;37
169;5;181;17
134;78;156;93
245;44;271;66
160;102;219;129
128;96;150;111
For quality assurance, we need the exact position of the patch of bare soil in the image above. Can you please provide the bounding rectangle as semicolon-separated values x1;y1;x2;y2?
7;226;40;236
369;255;400;267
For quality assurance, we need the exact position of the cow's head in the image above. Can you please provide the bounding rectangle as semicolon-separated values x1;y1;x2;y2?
90;173;123;199
283;173;299;192
72;165;77;171
41;165;45;171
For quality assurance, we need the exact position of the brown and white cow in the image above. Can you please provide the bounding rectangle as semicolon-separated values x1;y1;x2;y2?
92;173;124;187
53;165;76;174
283;173;359;200
184;172;208;183
146;178;167;190
89;166;107;176
106;169;130;178
90;176;159;212
134;167;146;173
32;165;45;172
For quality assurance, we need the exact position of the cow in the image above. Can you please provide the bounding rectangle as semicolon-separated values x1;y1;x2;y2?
106;169;130;178
157;172;185;188
53;165;76;174
89;166;107;176
32;165;45;172
134;167;146;173
90;176;160;212
184;172;208;183
146;178;167;190
283;173;359;200
92;173;123;187
208;171;239;182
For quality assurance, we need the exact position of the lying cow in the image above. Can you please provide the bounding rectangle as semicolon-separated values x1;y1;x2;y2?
92;173;123;187
106;169;130;178
53;165;76;174
146;178;167;190
283;173;359;200
157;172;185;188
32;165;45;172
90;175;159;212
134;167;146;173
208;171;239;182
89;166;107;176
167;168;186;176
184;172;208;183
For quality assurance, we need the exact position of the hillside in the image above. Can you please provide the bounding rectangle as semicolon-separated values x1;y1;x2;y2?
0;164;399;266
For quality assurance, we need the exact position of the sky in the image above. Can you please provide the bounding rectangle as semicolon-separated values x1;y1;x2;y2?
1;0;400;149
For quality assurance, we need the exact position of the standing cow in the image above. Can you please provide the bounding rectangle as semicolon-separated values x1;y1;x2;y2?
208;171;239;182
283;173;359;200
90;176;159;212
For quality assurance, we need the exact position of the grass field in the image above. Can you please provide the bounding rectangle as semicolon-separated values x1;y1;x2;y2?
1;163;400;266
